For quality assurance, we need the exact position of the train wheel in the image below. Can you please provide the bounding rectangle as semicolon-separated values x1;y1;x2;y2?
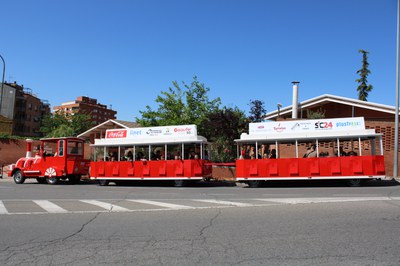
46;176;59;185
98;179;109;186
173;180;187;187
36;177;46;184
248;180;262;188
346;179;362;187
13;170;25;184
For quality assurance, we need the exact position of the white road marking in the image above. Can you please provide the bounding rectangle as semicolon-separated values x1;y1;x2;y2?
127;199;193;209
194;199;253;207
0;197;399;215
255;197;393;204
79;200;129;212
0;201;8;214
33;200;68;213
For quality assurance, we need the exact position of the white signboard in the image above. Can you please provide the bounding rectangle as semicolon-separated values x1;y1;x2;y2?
249;117;365;135
106;125;197;139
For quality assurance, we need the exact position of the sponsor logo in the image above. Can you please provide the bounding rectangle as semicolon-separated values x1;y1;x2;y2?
273;123;286;133
163;128;172;135
291;123;300;130
257;125;265;129
336;121;361;127
315;121;333;129
129;129;142;136
174;127;192;134
146;129;162;135
106;130;127;138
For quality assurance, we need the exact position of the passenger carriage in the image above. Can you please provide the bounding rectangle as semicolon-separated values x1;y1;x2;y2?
235;117;387;187
89;124;212;186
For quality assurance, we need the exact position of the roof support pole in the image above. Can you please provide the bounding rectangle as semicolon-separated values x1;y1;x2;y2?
337;138;340;157
255;142;258;159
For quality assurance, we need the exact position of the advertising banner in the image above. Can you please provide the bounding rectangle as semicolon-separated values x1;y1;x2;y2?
105;125;197;139
249;117;365;135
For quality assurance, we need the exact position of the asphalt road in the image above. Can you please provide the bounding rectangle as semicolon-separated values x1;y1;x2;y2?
0;178;399;265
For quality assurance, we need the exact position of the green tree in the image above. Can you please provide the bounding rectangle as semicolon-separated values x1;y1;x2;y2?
248;99;266;122
200;107;247;162
356;49;373;101
306;108;325;119
136;76;221;127
41;111;93;137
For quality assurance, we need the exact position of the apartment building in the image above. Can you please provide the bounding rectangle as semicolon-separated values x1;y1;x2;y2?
53;96;117;125
0;82;51;137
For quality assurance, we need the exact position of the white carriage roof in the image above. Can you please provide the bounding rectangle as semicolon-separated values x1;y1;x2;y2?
235;117;382;143
91;124;208;146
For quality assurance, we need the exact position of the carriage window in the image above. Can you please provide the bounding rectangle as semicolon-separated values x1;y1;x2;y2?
67;141;83;155
135;146;149;161
58;140;64;157
167;144;181;160
107;147;119;161
184;143;200;159
151;145;165;160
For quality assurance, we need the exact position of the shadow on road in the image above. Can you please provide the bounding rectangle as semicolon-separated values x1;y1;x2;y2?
246;179;399;188
8;178;398;188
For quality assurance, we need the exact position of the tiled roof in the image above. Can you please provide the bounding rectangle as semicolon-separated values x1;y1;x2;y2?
264;94;395;120
77;119;140;140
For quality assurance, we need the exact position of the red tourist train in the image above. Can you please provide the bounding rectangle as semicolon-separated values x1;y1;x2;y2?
9;117;388;186
9;137;90;184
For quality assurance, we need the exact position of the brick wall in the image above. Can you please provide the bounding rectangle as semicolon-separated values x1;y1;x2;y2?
0;139;41;166
0;139;91;167
365;120;399;177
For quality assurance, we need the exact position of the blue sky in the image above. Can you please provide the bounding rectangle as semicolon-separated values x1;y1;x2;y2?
1;0;397;121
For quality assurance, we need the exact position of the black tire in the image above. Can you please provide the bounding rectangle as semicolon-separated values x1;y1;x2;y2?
36;177;46;184
346;179;362;187
13;170;25;184
98;179;109;186
68;175;80;184
46;176;59;185
248;180;262;188
173;180;187;187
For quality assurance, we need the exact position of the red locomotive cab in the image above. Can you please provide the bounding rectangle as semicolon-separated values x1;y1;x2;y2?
9;137;90;185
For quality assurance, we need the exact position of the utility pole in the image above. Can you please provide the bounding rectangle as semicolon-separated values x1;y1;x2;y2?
0;54;5;116
394;0;400;179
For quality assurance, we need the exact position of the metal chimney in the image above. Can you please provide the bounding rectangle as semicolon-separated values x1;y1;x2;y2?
292;81;300;119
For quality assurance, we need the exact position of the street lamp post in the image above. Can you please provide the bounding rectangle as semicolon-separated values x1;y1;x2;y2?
277;103;282;118
0;54;5;116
